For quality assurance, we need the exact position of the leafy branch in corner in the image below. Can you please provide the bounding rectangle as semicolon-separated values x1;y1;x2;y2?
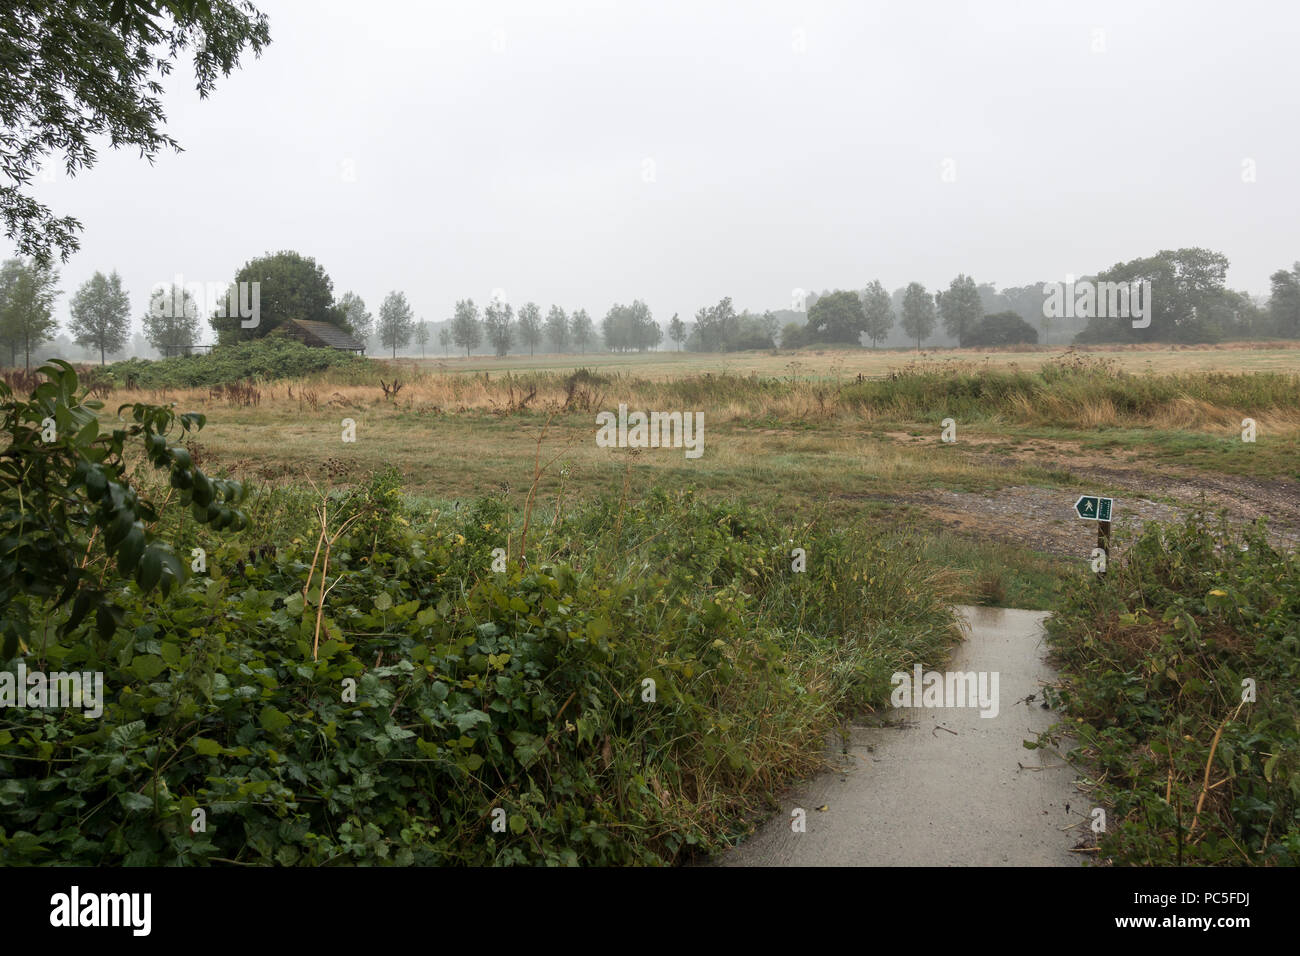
0;360;249;653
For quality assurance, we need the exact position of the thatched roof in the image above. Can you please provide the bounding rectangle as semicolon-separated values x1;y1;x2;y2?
278;318;366;352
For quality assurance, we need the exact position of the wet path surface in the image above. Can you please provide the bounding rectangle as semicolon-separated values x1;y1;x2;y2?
717;606;1084;866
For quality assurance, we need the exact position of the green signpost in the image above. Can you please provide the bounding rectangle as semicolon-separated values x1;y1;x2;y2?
1074;495;1113;521
1075;495;1114;577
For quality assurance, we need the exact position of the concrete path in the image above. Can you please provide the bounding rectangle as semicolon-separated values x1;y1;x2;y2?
718;606;1084;866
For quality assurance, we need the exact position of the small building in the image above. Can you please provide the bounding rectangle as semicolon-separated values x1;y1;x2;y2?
275;318;367;354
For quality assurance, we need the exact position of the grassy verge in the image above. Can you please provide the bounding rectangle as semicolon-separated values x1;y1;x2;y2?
1037;512;1300;865
909;534;1078;610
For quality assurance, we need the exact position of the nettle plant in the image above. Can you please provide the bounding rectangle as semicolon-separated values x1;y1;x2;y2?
0;360;247;653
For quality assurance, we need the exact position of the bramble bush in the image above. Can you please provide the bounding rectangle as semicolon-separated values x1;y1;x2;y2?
1039;512;1300;865
105;339;373;390
0;366;964;865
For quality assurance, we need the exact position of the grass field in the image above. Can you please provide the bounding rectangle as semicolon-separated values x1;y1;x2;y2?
408;341;1300;379
108;343;1300;610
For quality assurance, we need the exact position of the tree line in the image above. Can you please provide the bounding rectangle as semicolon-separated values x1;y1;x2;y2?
6;245;1300;370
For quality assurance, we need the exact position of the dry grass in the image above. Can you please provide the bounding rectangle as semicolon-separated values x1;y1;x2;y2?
406;341;1300;380
98;350;1300;532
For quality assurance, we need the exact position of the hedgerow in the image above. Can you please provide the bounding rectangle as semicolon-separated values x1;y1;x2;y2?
105;339;373;389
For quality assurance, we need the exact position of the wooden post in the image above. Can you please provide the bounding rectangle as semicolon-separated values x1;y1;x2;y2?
1097;519;1111;577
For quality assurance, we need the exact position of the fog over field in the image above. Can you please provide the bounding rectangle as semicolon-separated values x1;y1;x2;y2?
21;0;1300;344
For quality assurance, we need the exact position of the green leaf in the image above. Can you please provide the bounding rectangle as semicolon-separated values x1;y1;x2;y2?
117;791;153;813
373;592;393;611
508;731;546;769
116;524;146;573
104;508;134;548
260;706;291;732
129;654;166;681
137;547;163;592
1264;750;1282;783
190;737;222;756
453;709;491;733
509;813;527;835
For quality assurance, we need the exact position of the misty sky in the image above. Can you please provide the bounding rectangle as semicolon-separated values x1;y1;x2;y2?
18;0;1300;342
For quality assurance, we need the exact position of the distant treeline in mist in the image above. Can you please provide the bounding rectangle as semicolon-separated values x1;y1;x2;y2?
3;246;1299;368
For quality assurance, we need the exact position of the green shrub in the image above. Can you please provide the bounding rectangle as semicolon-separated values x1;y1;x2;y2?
962;311;1039;347
0;361;246;653
105;339;373;389
0;480;963;865
1039;512;1300;864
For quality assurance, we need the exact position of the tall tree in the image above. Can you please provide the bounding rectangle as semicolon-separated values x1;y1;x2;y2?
208;251;343;343
570;309;594;353
438;326;451;356
0;260;26;365
414;319;429;358
668;313;686;350
483;299;514;357
142;284;200;355
544;305;569;352
634;300;661;351
0;259;60;369
1000;284;1051;343
0;1;271;265
601;304;637;351
900;282;935;350
1077;248;1232;343
337;291;372;340
129;329;155;358
805;290;866;344
377;291;414;358
1267;263;1300;338
210;250;341;343
68;270;131;364
940;274;982;346
692;298;739;351
976;283;1010;316
451;299;481;357
860;280;894;348
516;302;542;356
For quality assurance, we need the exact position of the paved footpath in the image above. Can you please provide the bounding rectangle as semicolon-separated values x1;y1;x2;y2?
718;606;1084;866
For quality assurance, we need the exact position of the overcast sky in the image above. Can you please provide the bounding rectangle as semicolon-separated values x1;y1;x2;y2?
19;0;1300;341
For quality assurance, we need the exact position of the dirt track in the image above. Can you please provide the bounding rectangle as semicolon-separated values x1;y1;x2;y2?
878;437;1300;559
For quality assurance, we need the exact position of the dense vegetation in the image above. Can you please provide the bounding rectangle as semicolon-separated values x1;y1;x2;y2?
103;339;373;389
0;366;963;865
1040;512;1300;864
961;311;1039;347
837;354;1300;429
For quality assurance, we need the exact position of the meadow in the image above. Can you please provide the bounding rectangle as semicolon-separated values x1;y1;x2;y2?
104;342;1300;605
